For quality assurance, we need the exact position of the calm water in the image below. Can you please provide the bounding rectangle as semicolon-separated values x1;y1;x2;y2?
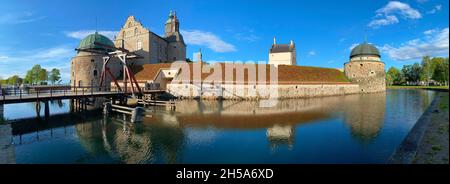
2;89;436;163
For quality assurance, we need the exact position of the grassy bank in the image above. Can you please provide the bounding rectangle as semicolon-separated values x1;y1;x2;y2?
387;85;449;90
413;92;449;164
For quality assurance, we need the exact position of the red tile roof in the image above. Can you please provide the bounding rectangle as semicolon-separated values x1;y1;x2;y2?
131;63;351;84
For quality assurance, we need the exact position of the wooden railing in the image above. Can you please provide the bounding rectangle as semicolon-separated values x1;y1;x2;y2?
0;86;123;101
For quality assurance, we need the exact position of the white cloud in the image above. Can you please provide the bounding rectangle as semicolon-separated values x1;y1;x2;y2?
424;29;437;35
380;27;449;60
368;15;399;28
0;12;46;24
0;56;8;60
181;30;237;52
308;51;316;56
427;5;442;14
0;46;75;82
235;33;260;42
65;30;118;40
368;1;421;28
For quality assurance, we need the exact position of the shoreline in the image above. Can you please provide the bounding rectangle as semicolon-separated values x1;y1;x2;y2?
387;85;449;91
388;90;449;164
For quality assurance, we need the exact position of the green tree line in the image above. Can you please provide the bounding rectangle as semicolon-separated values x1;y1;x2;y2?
0;64;61;86
386;56;449;86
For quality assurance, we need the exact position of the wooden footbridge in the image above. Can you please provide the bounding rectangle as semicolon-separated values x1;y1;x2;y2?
0;86;164;104
0;85;166;119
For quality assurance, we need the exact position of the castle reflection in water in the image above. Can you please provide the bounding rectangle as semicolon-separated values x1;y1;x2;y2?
10;90;435;163
72;93;387;163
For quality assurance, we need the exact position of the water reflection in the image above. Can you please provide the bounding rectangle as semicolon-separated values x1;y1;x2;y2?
10;89;437;163
74;114;184;164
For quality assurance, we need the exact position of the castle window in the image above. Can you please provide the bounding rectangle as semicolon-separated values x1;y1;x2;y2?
135;28;139;35
137;41;142;50
128;22;132;28
91;59;94;63
93;70;98;77
173;45;177;48
360;64;363;67
78;80;83;87
122;31;126;38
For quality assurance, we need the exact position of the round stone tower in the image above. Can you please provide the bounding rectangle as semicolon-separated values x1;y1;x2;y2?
70;32;122;109
344;42;385;93
70;32;121;90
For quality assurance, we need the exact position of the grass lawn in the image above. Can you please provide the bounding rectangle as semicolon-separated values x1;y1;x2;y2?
387;85;449;90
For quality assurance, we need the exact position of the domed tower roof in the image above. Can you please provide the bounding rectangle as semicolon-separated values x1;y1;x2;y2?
350;42;380;58
77;32;115;51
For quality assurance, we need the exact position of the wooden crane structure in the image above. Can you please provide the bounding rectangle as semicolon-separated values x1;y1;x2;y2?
75;41;144;97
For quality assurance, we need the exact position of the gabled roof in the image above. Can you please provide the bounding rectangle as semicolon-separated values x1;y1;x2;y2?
270;44;295;53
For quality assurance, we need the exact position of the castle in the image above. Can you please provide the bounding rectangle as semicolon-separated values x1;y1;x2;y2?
70;11;385;101
70;11;186;89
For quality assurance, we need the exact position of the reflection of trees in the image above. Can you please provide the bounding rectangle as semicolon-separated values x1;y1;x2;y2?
342;92;386;143
75;115;185;164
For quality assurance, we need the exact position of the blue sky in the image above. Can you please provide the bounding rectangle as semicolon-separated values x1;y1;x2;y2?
0;0;448;83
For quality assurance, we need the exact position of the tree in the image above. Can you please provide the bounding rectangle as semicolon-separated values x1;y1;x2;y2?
24;70;33;84
420;56;433;85
49;68;61;84
432;58;449;85
401;63;421;84
386;67;402;85
6;75;22;85
38;69;48;85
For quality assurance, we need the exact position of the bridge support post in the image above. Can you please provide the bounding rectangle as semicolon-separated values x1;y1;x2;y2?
131;107;144;123
0;103;4;123
35;102;41;118
70;99;74;112
103;102;112;115
84;98;87;111
44;101;50;118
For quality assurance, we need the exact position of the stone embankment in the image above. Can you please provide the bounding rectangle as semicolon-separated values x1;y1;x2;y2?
389;91;449;164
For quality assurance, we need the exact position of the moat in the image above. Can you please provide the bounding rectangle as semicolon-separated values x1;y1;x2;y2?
1;89;436;163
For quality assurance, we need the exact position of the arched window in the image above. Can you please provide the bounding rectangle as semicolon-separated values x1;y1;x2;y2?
78;80;83;87
93;70;98;77
135;28;139;35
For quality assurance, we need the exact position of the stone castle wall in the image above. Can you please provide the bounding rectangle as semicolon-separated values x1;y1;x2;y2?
167;83;360;100
344;61;385;93
70;52;122;88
